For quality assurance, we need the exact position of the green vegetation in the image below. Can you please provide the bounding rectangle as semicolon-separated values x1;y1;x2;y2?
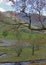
2;30;8;37
0;31;46;40
0;31;30;40
0;31;46;62
0;32;16;40
0;46;46;62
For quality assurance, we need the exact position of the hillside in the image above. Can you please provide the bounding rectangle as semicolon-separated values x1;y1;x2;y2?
3;11;46;28
0;11;46;31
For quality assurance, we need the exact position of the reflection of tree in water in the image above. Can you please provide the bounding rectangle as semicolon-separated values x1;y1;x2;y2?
14;62;21;65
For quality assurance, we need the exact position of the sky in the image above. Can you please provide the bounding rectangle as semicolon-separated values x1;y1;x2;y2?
0;0;46;16
0;0;15;12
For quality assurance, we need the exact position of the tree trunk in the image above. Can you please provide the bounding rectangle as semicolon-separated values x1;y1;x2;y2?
17;49;22;57
32;44;34;55
29;16;31;29
39;11;45;29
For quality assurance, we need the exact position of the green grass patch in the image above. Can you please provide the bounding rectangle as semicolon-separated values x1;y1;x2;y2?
0;46;46;62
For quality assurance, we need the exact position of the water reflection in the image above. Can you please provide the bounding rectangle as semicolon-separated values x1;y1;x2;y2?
0;60;46;65
0;63;15;65
0;62;31;65
21;62;31;65
35;60;46;63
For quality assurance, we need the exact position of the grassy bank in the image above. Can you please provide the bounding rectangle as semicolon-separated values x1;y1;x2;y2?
0;32;46;62
0;46;46;62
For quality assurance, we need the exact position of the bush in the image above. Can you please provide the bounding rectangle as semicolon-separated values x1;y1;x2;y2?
2;30;8;37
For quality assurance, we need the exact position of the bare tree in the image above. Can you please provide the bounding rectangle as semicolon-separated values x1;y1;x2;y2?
9;0;46;30
32;0;46;29
9;0;32;29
